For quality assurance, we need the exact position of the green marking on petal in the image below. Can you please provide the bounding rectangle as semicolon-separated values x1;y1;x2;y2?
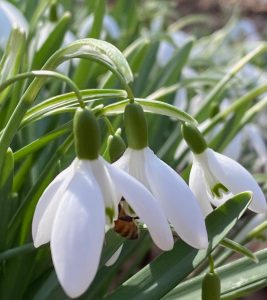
212;183;229;198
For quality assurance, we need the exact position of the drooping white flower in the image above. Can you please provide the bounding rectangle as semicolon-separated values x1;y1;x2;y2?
189;147;267;217
182;122;267;217
114;147;209;249
32;156;174;298
32;108;174;298
118;102;208;249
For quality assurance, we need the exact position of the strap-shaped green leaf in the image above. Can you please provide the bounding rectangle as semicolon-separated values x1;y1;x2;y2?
32;12;71;69
163;248;267;300
0;28;26;104
0;149;14;250
105;192;251;300
73;0;105;87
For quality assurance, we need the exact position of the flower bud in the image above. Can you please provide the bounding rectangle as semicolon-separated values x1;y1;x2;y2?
124;102;148;150
181;122;207;154
107;128;126;162
74;108;100;160
201;271;221;300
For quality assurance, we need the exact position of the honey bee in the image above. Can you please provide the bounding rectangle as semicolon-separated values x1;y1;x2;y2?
114;203;139;240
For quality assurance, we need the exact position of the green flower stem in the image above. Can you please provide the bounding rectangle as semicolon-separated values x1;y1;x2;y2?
209;255;215;273
103;117;115;135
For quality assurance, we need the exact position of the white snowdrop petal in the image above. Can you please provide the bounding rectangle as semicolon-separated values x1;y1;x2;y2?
106;163;174;251
51;167;105;298
112;148;131;172
207;149;267;213
79;159;119;220
32;163;74;247
89;158;115;210
105;244;123;267
127;149;150;188
145;149;208;249
189;162;213;217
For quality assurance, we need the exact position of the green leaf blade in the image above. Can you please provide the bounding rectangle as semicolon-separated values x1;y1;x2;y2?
104;192;252;300
163;248;267;300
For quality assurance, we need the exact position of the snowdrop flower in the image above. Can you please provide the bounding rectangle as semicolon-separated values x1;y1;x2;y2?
32;108;173;298
175;98;267;171
182;122;267;217
114;102;208;249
